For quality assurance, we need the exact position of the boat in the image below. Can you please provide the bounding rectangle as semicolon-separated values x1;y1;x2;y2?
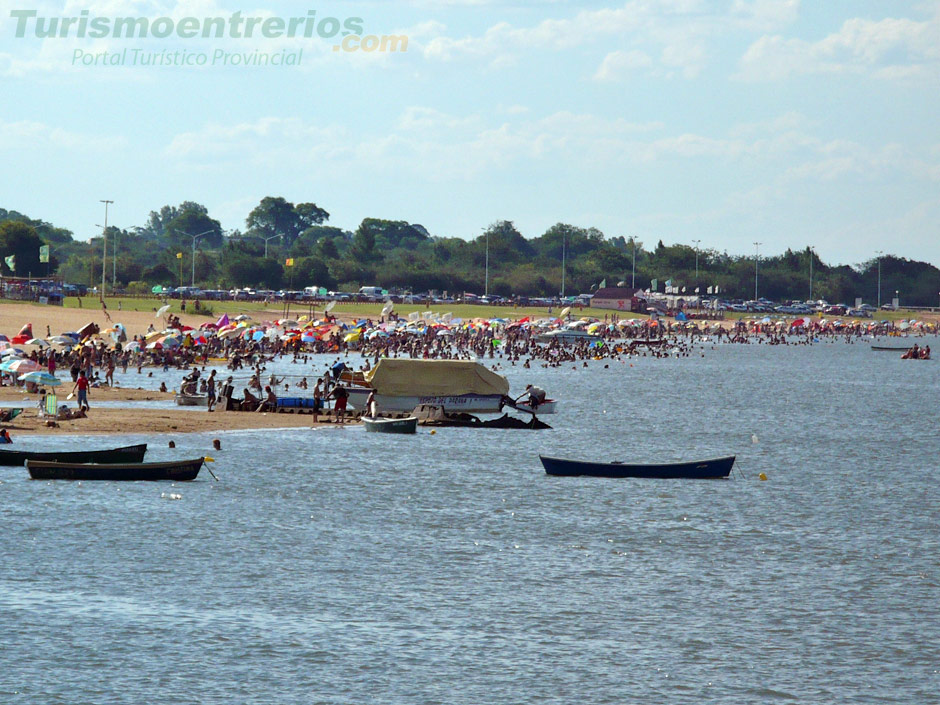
0;443;148;467
871;345;912;351
362;416;418;434
539;454;736;479
341;359;557;415
175;392;208;406
535;329;603;343
414;405;551;430
26;457;205;481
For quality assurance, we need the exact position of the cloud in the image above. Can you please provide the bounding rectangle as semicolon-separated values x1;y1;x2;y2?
594;49;653;81
0;117;124;151
737;10;940;81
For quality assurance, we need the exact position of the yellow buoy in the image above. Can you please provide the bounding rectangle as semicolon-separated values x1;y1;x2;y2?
758;472;767;481
430;430;436;435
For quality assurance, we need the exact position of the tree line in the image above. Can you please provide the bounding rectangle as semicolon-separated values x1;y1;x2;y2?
1;199;938;306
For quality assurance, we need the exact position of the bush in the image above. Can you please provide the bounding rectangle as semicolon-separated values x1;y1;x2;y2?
126;281;152;295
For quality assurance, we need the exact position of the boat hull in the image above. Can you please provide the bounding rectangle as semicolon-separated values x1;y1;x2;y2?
362;416;418;434
175;393;208;406
27;457;204;481
540;454;735;479
0;443;148;467
345;388;557;415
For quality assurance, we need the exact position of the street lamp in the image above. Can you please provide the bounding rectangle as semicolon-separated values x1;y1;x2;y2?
631;237;637;288
99;199;113;299
264;234;280;259
692;239;701;279
561;231;566;297
485;229;489;297
875;250;883;308
179;229;213;287
808;246;815;301
753;241;762;301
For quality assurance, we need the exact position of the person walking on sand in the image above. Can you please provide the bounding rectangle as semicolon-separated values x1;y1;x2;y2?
72;370;90;411
206;370;217;412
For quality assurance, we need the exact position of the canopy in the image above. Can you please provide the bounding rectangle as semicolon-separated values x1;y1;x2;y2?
364;359;509;397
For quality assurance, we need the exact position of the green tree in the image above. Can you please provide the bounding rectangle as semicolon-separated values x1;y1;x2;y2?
0;221;56;275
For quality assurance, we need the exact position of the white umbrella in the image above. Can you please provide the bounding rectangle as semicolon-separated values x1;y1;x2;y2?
156;304;171;318
324;300;337;312
559;306;571;318
234;314;251;322
25;338;50;348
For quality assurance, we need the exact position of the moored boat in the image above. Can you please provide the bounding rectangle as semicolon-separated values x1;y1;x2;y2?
342;359;557;415
362;416;418;434
175;392;208;406
26;457;205;481
0;443;148;467
540;454;735;479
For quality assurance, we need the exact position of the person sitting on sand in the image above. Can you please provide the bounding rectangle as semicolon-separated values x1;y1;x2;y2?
256;385;277;413
241;387;259;411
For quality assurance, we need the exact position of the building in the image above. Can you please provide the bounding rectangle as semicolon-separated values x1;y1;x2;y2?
591;287;645;313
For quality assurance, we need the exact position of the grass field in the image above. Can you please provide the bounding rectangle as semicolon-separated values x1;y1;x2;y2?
55;296;933;325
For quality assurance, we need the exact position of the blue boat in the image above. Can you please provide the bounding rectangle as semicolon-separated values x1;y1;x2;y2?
540;455;735;479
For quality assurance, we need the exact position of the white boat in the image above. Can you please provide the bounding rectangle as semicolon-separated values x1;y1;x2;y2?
340;359;557;415
535;329;602;343
175;392;208;407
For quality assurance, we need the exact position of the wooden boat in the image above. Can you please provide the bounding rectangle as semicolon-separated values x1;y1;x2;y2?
871;345;911;351
540;454;736;479
26;457;204;481
175;392;208;406
0;443;147;467
362;416;418;434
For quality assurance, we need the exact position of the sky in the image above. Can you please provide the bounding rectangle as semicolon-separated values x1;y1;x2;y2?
1;0;938;269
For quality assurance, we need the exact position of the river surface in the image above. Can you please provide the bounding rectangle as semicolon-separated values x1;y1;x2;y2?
1;337;938;704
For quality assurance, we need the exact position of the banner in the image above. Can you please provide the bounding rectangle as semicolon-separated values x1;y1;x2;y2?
176;252;183;259
285;258;294;267
651;278;658;291
39;245;49;263
707;286;713;294
4;255;14;272
599;278;606;289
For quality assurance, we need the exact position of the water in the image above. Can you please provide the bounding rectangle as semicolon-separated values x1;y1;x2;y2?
1;338;938;704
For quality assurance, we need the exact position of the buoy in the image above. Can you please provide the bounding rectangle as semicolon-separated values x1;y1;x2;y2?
168;440;175;448
430;430;436;435
751;434;759;444
758;472;767;481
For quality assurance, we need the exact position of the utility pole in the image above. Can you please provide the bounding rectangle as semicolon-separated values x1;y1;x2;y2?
484;229;489;297
180;229;213;287
264;234;279;259
631;237;636;288
692;239;701;279
875;250;883;308
561;231;566;297
753;241;762;301
99;200;113;300
809;246;814;301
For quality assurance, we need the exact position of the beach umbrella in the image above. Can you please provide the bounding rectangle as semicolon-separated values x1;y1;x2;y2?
156;304;171;318
0;335;8;342
25;337;50;347
1;347;25;357
324;300;336;313
7;359;42;373
146;341;163;350
125;341;141;352
234;314;252;322
19;370;61;386
381;302;394;316
160;336;181;348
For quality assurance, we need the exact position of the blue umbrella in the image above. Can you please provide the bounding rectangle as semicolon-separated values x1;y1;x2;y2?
19;370;62;386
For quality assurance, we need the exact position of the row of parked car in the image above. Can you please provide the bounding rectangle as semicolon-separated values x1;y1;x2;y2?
708;298;884;317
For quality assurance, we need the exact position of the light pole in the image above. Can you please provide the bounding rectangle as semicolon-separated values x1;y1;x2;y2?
484;229;489;297
631;237;636;288
692;239;701;279
875;250;883;308
561;231;566;297
753;241;762;301
99;199;113;299
179;229;213;287
808;246;814;301
264;234;280;259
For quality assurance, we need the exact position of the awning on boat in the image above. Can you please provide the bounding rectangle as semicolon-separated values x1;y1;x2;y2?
364;359;510;397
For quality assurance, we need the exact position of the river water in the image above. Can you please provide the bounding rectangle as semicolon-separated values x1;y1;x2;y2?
1;337;938;704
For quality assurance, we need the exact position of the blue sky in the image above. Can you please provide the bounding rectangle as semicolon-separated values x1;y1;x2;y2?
1;0;938;268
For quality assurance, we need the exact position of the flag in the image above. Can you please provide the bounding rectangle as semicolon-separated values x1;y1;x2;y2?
651;278;658;291
599;278;606;289
3;255;14;272
682;286;686;293
707;286;713;294
285;258;294;267
176;252;183;259
695;287;700;294
665;279;672;293
39;245;49;263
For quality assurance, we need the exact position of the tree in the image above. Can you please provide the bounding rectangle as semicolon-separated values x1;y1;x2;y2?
164;208;224;250
246;197;330;250
0;221;57;275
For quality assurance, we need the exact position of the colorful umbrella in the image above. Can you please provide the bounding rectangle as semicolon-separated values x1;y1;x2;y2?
19;370;61;386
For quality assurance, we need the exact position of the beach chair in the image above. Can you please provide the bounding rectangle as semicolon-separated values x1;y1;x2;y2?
41;393;58;419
